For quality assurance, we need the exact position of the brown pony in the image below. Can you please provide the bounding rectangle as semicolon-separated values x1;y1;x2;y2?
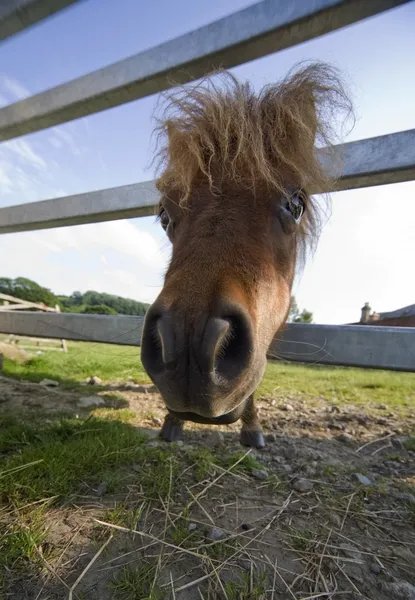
141;62;352;448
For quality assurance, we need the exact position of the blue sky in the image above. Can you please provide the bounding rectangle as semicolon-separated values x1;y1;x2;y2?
0;0;414;324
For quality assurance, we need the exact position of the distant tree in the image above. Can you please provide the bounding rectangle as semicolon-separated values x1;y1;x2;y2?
82;304;117;315
82;290;149;316
0;277;58;307
289;296;299;321
294;309;313;323
0;276;151;316
70;291;83;306
57;295;72;309
288;296;313;323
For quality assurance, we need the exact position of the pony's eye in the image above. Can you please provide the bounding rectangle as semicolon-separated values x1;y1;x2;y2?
159;208;170;231
284;191;305;223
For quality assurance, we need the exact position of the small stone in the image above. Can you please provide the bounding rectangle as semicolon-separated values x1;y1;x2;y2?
188;523;197;532
328;512;343;528
384;581;415;600
176;440;184;447
328;422;346;431
353;473;372;486
378;404;388;410
356;520;366;531
282;446;296;460
23;397;43;407
209;527;225;540
392;492;415;505
96;482;108;497
205;431;225;447
152;416;163;426
293;479;314;493
251;469;268;480
77;396;105;408
279;403;294;411
369;562;382;575
87;376;102;385
376;418;388;426
146;441;159;448
241;523;252;531
266;433;277;443
336;433;354;444
39;379;59;387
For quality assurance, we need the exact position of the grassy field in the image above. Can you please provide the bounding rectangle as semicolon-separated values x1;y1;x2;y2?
0;341;414;599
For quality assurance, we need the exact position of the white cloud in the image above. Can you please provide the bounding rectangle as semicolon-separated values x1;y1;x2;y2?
5;139;47;170
293;181;415;324
0;75;30;100
0;219;167;303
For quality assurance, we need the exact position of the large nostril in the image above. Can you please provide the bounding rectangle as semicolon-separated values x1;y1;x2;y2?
202;307;253;383
141;310;176;374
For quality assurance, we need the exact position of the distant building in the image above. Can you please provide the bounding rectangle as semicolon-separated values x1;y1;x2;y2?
351;302;415;327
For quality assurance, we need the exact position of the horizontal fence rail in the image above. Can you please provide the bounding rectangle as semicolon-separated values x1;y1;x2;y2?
0;311;414;372
1;129;415;235
0;0;410;140
0;0;82;42
0;181;158;234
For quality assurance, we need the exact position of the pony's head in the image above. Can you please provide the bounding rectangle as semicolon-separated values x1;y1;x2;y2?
141;62;352;423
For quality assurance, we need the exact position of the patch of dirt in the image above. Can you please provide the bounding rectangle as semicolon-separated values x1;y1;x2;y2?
1;375;414;599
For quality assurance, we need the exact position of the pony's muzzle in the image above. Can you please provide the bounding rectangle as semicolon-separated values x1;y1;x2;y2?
140;301;254;417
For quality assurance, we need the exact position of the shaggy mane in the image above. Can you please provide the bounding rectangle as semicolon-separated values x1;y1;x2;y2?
153;62;353;253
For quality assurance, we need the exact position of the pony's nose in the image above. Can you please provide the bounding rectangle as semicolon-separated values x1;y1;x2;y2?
200;306;253;384
141;302;253;386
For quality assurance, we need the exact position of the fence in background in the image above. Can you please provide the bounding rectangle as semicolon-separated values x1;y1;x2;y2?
0;0;414;371
0;293;67;352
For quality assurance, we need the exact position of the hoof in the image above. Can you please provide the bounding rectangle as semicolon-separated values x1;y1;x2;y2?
240;429;266;449
159;414;184;442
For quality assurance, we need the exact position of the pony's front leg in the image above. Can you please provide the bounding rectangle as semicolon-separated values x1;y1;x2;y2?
239;395;265;449
159;412;184;442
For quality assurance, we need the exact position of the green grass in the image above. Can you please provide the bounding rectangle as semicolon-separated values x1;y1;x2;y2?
2;340;414;409
109;562;164;600
258;361;415;409
2;341;151;387
224;570;267;600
